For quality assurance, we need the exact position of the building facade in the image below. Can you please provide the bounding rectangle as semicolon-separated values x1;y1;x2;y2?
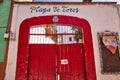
1;1;120;80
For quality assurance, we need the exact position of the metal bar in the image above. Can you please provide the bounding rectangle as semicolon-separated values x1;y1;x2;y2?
30;33;82;36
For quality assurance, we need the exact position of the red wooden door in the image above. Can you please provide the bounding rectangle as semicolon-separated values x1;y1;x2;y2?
28;44;57;80
57;44;85;80
28;44;85;80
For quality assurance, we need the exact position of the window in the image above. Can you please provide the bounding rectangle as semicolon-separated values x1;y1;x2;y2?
34;0;83;2
92;0;120;4
92;0;116;2
15;0;83;2
29;25;83;44
14;0;120;4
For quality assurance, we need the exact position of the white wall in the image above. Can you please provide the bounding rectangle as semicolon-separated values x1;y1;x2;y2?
5;3;120;80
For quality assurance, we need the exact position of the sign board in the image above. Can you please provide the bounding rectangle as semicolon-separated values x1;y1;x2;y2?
61;59;68;65
98;31;120;74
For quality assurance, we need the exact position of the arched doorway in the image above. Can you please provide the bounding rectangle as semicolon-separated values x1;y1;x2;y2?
15;15;96;80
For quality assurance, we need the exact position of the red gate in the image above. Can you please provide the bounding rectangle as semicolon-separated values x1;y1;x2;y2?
15;15;96;80
28;44;85;80
57;44;85;80
28;44;57;80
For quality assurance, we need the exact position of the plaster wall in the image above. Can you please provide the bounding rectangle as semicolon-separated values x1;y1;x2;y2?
5;3;120;80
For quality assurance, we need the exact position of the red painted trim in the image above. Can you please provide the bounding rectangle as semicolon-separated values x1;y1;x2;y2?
15;15;96;80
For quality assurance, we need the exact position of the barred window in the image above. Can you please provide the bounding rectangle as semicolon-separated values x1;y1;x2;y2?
29;25;83;44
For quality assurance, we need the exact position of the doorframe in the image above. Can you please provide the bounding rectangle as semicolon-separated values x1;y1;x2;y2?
15;15;96;80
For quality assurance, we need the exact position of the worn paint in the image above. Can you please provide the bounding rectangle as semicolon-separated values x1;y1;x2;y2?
8;62;13;67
